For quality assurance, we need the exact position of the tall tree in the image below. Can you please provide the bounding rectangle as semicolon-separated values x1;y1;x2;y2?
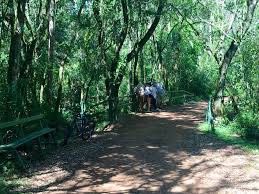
7;0;26;117
45;0;56;108
213;0;258;113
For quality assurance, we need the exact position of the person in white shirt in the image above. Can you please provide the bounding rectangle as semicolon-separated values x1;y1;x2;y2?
144;83;152;112
153;82;165;109
134;83;145;112
150;84;158;111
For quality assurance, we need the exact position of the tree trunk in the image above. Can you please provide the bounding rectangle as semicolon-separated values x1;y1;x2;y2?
55;62;64;113
7;0;26;117
156;40;163;81
133;54;139;85
139;51;145;83
17;39;37;115
130;55;139;112
213;40;238;114
126;0;165;63
106;0;164;122
107;0;165;121
45;0;55;108
85;75;94;103
108;85;119;123
106;0;128;122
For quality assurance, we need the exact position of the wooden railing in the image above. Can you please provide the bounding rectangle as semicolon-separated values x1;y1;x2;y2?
81;95;134;121
166;90;195;103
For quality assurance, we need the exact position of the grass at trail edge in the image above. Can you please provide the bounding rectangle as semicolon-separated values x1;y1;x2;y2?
199;123;259;155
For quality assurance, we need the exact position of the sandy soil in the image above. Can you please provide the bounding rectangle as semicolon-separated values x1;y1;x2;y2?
16;102;259;194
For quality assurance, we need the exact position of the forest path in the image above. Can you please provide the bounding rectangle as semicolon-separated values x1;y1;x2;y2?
18;102;259;194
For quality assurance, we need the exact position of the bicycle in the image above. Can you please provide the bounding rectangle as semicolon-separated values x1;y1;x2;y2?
73;112;96;140
62;112;96;145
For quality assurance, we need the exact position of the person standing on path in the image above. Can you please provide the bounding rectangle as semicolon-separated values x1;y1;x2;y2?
150;82;158;111
144;83;152;112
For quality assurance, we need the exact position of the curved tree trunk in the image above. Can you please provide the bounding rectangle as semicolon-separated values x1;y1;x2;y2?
213;40;238;114
109;0;165;122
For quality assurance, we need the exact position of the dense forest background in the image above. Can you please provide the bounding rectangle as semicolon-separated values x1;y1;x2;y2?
0;0;258;138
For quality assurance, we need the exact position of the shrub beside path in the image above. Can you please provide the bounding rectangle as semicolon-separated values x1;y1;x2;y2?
17;102;259;193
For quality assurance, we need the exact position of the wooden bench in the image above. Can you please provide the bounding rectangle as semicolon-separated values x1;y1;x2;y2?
0;114;56;170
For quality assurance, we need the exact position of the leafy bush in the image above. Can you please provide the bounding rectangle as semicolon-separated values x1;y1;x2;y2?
231;111;259;140
1;161;17;177
0;177;8;194
0;176;22;193
223;102;238;121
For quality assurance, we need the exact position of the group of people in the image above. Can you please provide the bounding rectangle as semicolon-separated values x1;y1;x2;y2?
134;81;165;113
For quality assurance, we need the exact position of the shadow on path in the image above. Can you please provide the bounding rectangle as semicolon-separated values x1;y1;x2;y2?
17;102;259;194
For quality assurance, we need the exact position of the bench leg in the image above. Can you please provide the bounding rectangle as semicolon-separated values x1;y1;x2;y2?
50;132;57;147
12;149;26;171
36;137;44;157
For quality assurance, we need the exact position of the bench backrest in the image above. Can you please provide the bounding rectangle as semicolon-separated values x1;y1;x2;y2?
0;114;44;144
0;114;44;129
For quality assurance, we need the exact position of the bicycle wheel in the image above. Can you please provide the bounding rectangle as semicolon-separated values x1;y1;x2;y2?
82;121;95;140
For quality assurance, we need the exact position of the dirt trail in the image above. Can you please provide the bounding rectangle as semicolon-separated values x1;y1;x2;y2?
18;102;259;194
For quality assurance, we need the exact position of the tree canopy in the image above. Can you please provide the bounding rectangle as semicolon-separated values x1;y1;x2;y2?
0;0;258;138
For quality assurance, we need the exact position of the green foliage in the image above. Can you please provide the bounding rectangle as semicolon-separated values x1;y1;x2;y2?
0;177;9;194
230;111;259;140
199;122;259;155
222;102;237;122
170;96;185;105
0;159;17;177
0;176;23;194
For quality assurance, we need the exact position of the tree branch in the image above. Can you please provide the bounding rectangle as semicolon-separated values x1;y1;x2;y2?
110;0;128;74
77;0;87;26
126;0;165;63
